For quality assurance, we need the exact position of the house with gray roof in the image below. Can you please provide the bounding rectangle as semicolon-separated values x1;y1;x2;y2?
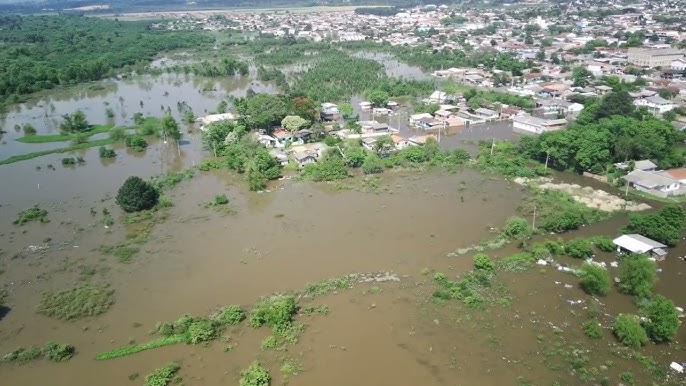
613;234;668;260
623;169;683;197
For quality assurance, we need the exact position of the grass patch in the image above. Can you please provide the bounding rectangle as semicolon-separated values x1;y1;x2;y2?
13;205;49;225
240;361;270;386
302;276;352;297
520;189;609;233
150;169;194;191
145;362;181;386
0;137;118;166
16;124;113;143
3;341;76;363
100;244;140;263
36;283;114;320
95;335;187;361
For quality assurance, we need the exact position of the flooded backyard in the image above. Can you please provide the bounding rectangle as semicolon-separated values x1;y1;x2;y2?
0;59;685;386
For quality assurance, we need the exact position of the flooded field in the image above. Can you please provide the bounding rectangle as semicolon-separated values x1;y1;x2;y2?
1;57;684;386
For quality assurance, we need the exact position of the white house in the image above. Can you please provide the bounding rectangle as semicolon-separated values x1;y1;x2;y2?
409;113;433;127
633;95;677;114
512;114;567;135
623;169;682;197
426;91;447;104
671;58;686;71
613;234;668;260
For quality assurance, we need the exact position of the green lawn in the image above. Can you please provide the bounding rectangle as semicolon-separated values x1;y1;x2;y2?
0;138;118;166
17;125;113;143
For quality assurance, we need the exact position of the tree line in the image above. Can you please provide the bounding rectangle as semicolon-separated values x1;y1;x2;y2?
0;15;213;110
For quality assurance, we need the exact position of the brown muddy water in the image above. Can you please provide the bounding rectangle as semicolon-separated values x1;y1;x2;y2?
2;166;685;386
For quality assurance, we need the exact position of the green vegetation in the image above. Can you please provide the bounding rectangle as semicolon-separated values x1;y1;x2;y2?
477;140;546;178
433;271;491;309
0;15;212;110
644;295;680;343
590;236;615;252
3;341;75;363
302;276;352;297
0;137;119;166
618;254;656;298
150;169;195;191
125;135;148;151
520;189;608;233
623;205;686;247
36;283;114;320
579;263;611;296
59;110;89;134
116;176;159;213
497;252;535;272
212;194;229;206
582;319;603;339
473;253;496;272
212;305;246;325
565;238;594;259
95;335;187;361
17;124;112;143
250;295;298;338
502;216;532;241
520;91;685;174
156;315;222;344
98;146;116;158
145;362;181;386
613;314;648;349
13;205;49;225
240;361;270;386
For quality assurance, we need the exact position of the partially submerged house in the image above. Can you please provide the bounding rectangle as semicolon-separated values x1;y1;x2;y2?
623;169;683;197
293;151;318;168
613;234;668;261
198;113;238;131
512;114;568;135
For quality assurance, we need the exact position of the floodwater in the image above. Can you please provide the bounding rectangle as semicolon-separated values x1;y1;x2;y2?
0;72;276;158
355;52;432;81
1;63;685;386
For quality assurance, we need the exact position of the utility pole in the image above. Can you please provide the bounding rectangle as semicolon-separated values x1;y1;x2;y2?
532;205;537;231
490;138;495;155
544;151;550;171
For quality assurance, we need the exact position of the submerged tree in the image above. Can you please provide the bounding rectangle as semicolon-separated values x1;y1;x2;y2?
59;110;89;134
115;176;159;213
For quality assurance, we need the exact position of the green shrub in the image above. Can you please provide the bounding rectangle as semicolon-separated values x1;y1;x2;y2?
590;236;615;252
36;284;114;320
145;362;180;386
502;216;531;240
186;318;222;344
579;263;611;296
473;253;495;272
619;371;635;385
613;314;648;349
644;295;680;343
240;361;270;386
213;194;229;205
565;238;594;258
618;254;656;298
98;146;116;158
109;126;127;140
303;276;352;297
497;252;535;272
13;205;49;225
3;346;41;362
212;305;245;325
583;319;603;339
116;176;160;213
23;124;37;136
261;336;278;350
250;295;297;331
42;342;76;362
362;153;384;174
300;156;349;181
125;135;148;151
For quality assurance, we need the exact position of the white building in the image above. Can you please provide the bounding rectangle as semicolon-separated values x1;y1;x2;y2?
198;113;238;130
633;95;677;114
671;58;686;71
613;234;668;260
512;115;567;135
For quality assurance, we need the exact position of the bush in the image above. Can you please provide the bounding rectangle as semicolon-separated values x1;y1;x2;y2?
36;284;114;320
644;295;680;343
212;305;245;325
125;135;148;151
362;153;384;174
613;314;648;349
565;238;594;258
213;194;229;205
13;205;49;225
240;361;270;386
186;318;221;344
250;295;297;331
23;124;37;136
42;342;76;362
579;263;611;296
502;216;531;240
109;126;127;140
618;254;656;298
590;236;615;252
473;253;495;272
116;176;160;213
99;146;116;158
583;319;603;339
300;156;349;181
145;362;180;386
